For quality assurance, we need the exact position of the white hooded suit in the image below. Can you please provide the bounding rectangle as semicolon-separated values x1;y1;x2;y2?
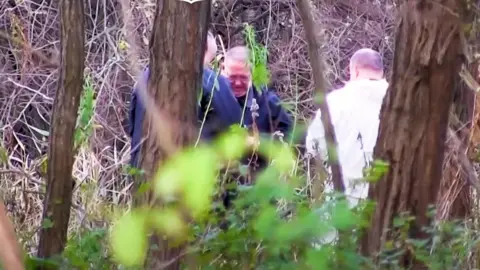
306;78;389;206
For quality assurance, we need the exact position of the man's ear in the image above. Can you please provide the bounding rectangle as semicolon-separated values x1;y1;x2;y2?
353;66;360;79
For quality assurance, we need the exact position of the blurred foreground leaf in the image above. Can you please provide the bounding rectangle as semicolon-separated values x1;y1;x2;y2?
110;211;148;267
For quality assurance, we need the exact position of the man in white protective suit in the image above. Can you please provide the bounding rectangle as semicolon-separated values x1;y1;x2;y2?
306;48;389;208
307;48;389;246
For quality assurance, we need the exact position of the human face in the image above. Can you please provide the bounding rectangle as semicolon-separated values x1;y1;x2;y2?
224;59;251;97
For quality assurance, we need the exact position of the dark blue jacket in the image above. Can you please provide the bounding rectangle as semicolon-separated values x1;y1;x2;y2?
128;67;243;167
238;86;293;138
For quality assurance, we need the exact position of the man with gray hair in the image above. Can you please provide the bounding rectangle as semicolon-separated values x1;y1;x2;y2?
222;45;292;137
305;48;389;207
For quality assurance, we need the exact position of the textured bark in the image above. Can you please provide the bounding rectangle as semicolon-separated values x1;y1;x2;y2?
361;0;464;268
134;0;211;268
0;200;24;270
440;61;477;220
37;0;85;261
296;0;345;193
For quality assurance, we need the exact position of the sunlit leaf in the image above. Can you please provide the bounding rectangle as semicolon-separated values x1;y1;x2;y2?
118;39;129;51
153;162;183;200
182;146;219;218
150;208;187;241
215;127;248;160
306;247;330;270
257;139;296;173
110;211;148;267
154;145;219;219
271;144;296;173
254;205;279;239
252;63;270;89
246;167;294;205
330;200;357;231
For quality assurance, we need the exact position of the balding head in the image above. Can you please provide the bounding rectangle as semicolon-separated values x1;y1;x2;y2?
204;31;218;66
349;48;384;80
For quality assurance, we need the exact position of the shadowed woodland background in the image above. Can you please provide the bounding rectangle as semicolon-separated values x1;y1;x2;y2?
0;0;480;262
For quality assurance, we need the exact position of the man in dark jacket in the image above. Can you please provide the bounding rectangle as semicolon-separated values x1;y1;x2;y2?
223;46;293;139
219;46;293;209
128;32;242;168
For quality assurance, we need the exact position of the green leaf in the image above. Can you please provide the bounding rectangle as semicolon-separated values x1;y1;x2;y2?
254;205;279;239
306;247;330;270
215;127;248;160
0;146;8;164
110;211;148;267
150;208;187;241
330;200;357;231
153;146;219;219
153;162;183;200
272;144;296;173
41;218;54;229
182;146;219;218
258;139;295;173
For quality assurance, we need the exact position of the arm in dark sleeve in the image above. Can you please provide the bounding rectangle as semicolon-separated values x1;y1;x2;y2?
129;68;149;137
267;91;293;136
128;89;137;138
201;68;242;138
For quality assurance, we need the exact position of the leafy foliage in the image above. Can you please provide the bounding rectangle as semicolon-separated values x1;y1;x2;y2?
244;24;270;90
74;74;96;150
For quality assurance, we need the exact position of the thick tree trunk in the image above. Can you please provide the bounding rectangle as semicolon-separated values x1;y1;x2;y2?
37;0;85;262
134;0;211;268
361;0;464;268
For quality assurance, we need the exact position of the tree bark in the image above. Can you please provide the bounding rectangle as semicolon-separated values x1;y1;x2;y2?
134;0;211;268
361;0;465;267
37;0;85;262
442;13;480;219
296;0;345;193
439;63;476;220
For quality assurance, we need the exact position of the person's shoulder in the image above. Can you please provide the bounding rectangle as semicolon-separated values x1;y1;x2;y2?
203;68;228;84
259;86;281;100
202;68;231;95
326;86;349;104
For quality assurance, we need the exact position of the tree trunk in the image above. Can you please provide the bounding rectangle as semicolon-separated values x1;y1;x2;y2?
361;0;465;268
37;0;85;262
134;0;211;268
296;0;345;193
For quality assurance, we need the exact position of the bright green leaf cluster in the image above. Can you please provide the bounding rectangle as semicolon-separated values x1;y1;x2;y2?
244;24;270;90
110;211;148;267
74;74;96;150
